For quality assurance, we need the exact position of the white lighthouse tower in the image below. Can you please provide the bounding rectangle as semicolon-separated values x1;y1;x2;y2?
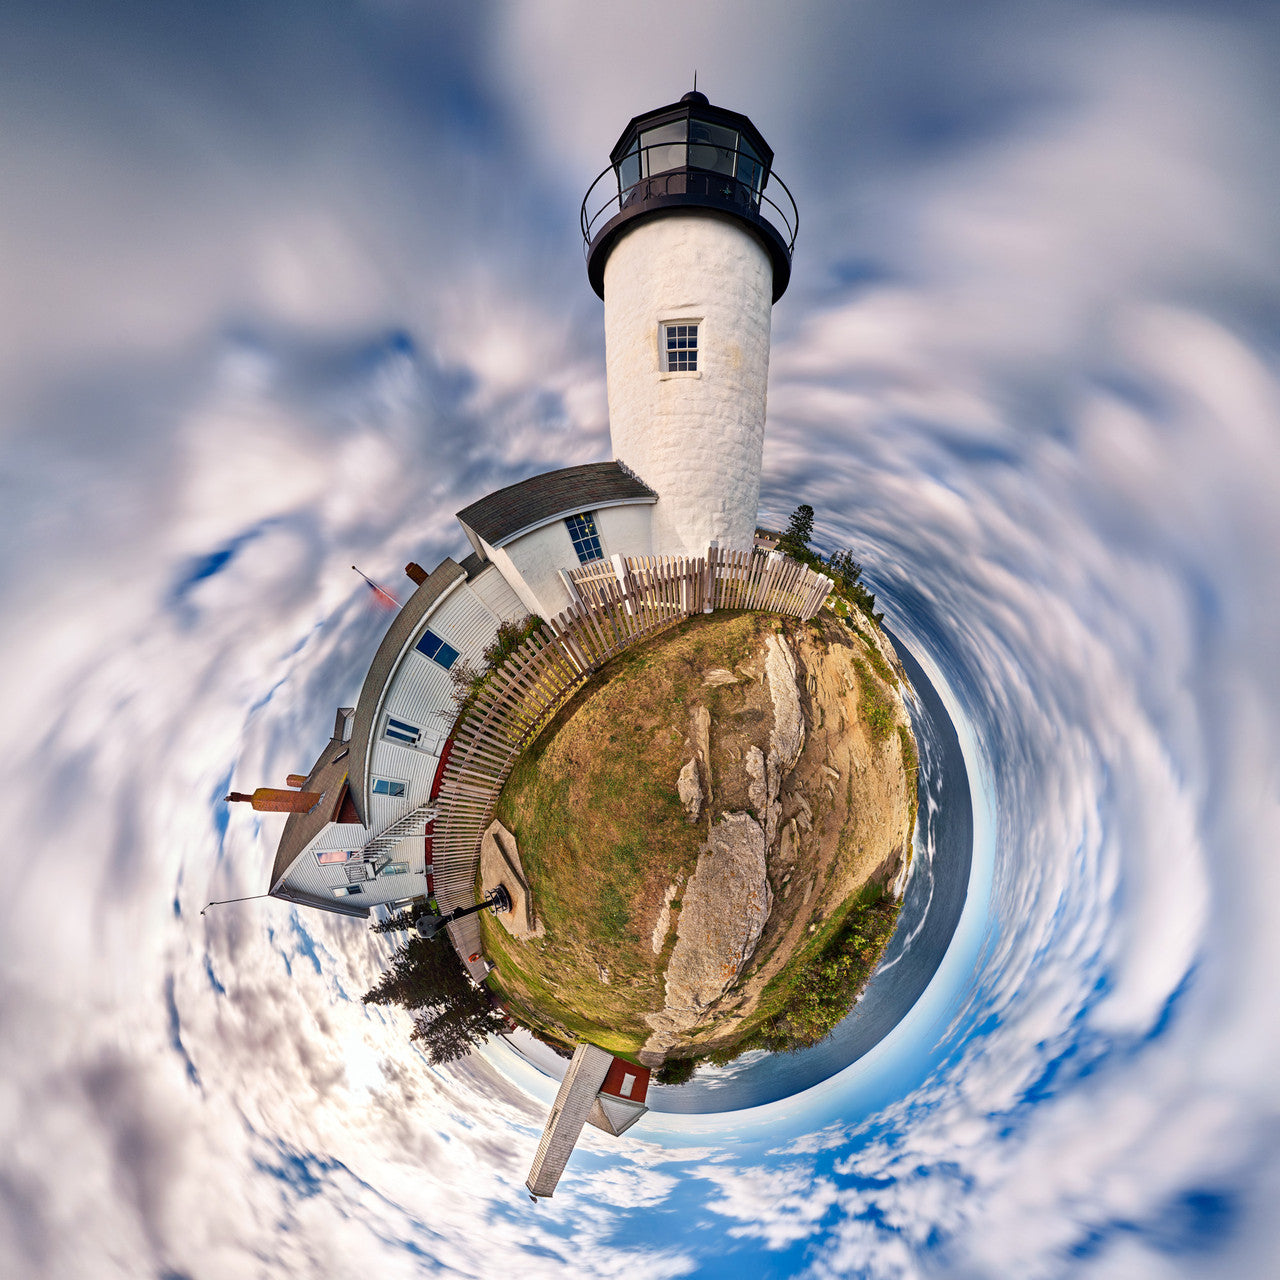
582;90;798;558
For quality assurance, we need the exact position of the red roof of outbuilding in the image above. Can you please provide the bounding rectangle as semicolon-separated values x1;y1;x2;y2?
600;1057;650;1104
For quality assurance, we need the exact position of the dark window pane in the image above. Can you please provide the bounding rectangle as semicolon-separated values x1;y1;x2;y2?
662;322;698;371
416;629;458;669
385;716;420;745
565;512;604;564
617;141;640;193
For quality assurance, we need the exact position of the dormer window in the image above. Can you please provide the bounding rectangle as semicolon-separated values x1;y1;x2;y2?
662;322;699;373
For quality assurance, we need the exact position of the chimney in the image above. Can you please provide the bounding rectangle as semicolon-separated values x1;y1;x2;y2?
226;788;324;814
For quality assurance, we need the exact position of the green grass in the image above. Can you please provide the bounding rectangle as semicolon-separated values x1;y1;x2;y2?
854;658;897;743
897;724;919;845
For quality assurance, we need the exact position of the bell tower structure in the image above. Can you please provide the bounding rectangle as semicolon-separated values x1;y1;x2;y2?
582;91;797;558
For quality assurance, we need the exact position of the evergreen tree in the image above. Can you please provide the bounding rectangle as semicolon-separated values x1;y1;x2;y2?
371;908;419;935
779;504;815;558
363;936;507;1065
410;998;509;1064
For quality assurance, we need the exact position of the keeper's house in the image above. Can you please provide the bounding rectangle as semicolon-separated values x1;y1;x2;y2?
260;462;657;918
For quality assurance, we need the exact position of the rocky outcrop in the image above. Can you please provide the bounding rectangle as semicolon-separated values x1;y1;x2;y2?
764;632;804;769
641;617;914;1062
677;759;703;823
745;746;767;815
486;611;916;1068
641;812;772;1060
651;877;683;955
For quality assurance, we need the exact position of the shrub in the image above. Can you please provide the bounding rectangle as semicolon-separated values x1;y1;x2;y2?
745;886;899;1052
655;1056;697;1086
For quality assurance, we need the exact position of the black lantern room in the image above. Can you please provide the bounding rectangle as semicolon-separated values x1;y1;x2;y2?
580;90;798;302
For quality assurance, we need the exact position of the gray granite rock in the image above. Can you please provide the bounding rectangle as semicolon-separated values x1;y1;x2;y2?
677;758;703;823
642;811;772;1056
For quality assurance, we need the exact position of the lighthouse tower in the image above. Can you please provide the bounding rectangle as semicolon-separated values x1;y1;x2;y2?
582;91;797;558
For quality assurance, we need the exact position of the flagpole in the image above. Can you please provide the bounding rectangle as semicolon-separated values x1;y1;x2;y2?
200;893;274;915
352;564;398;608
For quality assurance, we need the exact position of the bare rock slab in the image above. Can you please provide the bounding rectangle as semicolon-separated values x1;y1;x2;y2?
702;667;739;686
480;820;544;939
764;631;805;771
662;812;772;1015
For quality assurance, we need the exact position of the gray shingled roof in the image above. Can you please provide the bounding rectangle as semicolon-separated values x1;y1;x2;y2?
456;461;656;549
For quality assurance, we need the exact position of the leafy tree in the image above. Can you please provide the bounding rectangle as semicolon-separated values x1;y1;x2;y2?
827;548;879;618
826;550;862;593
363;936;508;1065
778;504;815;558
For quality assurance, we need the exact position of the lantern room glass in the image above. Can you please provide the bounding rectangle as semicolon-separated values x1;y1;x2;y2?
614;114;766;207
639;120;686;176
688;119;737;175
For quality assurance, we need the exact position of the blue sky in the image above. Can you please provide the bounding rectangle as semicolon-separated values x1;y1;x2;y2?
1;2;1279;1277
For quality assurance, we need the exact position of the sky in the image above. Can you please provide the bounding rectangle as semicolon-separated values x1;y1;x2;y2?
2;1;1279;1277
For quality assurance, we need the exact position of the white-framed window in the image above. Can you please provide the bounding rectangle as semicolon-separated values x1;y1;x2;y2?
565;512;604;564
317;848;361;866
372;777;406;798
661;321;699;372
331;884;363;897
383;715;421;747
416;628;460;669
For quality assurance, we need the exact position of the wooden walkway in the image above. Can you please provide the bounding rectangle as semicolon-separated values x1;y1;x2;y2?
432;548;833;938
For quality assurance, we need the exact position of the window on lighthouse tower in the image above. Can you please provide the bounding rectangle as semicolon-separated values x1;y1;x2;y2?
661;322;698;372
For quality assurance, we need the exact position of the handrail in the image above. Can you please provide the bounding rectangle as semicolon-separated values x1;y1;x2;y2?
580;142;798;254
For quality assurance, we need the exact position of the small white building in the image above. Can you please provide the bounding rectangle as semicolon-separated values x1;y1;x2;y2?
251;88;797;931
526;1045;652;1199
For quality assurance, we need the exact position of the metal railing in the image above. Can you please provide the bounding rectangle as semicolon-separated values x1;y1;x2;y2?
581;142;798;254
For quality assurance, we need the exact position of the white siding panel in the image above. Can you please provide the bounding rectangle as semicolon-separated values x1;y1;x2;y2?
427;590;501;662
309;823;367;853
384;656;453;755
368;738;439;803
367;788;414;832
282;839;427;908
469;565;528;622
